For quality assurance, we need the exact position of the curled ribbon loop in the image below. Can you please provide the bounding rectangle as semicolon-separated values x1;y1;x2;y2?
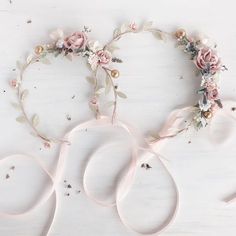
3;104;236;234
209;100;236;204
0;116;180;235
0;154;57;235
82;116;182;235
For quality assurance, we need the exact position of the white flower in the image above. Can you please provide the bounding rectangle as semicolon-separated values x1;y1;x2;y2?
50;29;65;49
56;39;64;48
129;22;137;31
88;53;99;71
50;29;64;40
87;40;112;71
87;40;103;52
198;99;212;111
196;33;217;48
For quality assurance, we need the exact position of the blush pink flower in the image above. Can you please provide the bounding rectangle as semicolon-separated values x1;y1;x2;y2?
89;96;98;107
195;48;221;74
129;22;137;31
10;79;18;88
96;50;111;65
206;83;219;100
89;96;100;118
64;32;87;51
44;142;51;149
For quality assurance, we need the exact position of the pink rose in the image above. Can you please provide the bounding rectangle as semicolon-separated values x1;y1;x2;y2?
64;32;87;51
206;83;219;100
195;48;221;74
96;50;111;65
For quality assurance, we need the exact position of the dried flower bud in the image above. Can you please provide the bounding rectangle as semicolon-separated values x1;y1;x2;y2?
44;142;51;149
129;22;137;31
10;79;18;88
89;97;98;106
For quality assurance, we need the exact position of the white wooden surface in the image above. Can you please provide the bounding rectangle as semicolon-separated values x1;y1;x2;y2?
1;0;236;235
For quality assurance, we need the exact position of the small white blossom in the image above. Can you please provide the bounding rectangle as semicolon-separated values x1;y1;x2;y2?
50;29;64;41
198;100;212;111
88;53;99;71
87;40;102;52
56;39;64;48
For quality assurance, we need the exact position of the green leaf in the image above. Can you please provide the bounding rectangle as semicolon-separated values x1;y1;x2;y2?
11;102;21;109
32;114;39;127
142;21;153;30
85;76;95;85
120;23;127;33
40;57;51;65
113;28;121;39
95;87;105;95
105;77;111;95
117;91;127;99
89;103;97;113
105;101;115;107
20;89;29;101
26;54;34;64
16;116;26;123
54;51;61;57
65;54;73;61
152;31;167;41
16;61;23;70
30;132;37;137
106;43;120;53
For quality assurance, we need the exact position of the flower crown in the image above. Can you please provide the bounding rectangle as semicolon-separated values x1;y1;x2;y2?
5;22;236;236
10;26;124;146
175;29;227;129
10;22;227;147
102;22;227;131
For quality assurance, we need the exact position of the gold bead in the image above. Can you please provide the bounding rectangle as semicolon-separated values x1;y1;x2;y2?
35;45;44;55
203;111;213;119
175;29;186;39
111;69;120;78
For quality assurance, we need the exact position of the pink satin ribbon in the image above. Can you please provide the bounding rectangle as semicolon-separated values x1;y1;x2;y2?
0;115;182;235
60;116;181;235
212;100;236;204
1;102;236;235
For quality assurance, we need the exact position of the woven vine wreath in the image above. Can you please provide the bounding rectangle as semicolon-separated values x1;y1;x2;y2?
10;26;125;147
96;21;227;134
